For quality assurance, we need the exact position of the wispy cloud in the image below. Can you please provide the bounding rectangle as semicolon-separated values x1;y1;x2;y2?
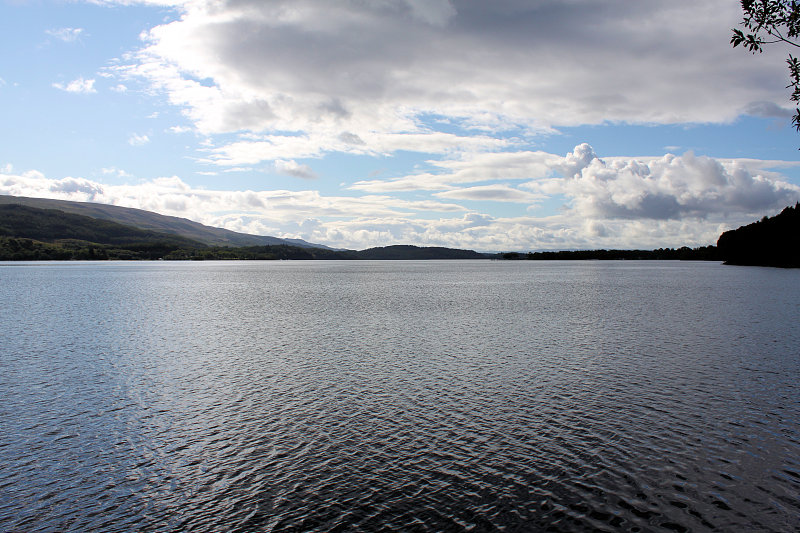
201;132;510;167
45;27;84;43
101;167;134;179
435;185;544;203
52;77;96;94
350;151;560;193
128;133;150;146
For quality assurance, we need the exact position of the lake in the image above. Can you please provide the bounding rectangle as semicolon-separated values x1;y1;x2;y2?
1;260;798;531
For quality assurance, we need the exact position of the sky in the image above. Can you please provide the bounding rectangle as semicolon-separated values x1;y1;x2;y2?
2;0;800;251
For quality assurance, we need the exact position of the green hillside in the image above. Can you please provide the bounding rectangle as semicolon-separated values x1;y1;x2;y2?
0;195;325;248
0;204;203;247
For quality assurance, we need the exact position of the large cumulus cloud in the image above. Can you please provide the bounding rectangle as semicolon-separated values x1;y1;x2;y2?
111;0;791;164
532;144;800;220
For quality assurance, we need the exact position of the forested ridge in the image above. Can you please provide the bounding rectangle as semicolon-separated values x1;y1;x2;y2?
716;203;800;267
0;204;202;247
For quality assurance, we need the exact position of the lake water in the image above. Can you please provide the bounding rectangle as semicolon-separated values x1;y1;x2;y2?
1;260;799;532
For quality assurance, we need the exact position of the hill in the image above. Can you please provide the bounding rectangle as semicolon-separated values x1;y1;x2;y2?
0;204;213;260
0;204;203;247
354;245;488;260
0;195;326;248
717;203;800;267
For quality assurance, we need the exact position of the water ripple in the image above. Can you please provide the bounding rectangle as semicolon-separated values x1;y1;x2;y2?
1;260;799;531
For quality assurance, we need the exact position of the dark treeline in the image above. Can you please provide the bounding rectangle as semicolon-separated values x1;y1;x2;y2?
0;236;720;262
0;237;199;261
499;246;720;261
0;237;76;260
717;203;800;268
164;245;358;261
167;244;485;260
0;237;355;261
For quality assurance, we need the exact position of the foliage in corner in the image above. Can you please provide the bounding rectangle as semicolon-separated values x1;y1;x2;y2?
732;0;800;131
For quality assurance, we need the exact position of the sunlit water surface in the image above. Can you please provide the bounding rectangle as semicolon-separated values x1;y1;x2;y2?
1;260;799;532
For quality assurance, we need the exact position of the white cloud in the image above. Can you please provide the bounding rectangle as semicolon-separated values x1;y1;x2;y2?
435;184;543;203
109;0;788;164
274;159;317;180
48;177;106;198
45;27;84;43
526;145;800;221
52;77;96;94
128;133;150;146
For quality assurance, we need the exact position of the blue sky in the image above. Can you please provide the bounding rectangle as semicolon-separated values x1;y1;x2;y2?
2;0;799;251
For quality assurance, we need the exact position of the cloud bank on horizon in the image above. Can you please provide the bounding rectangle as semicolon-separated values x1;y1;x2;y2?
1;0;799;250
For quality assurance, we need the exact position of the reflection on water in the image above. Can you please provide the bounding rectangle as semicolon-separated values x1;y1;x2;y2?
1;260;799;531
